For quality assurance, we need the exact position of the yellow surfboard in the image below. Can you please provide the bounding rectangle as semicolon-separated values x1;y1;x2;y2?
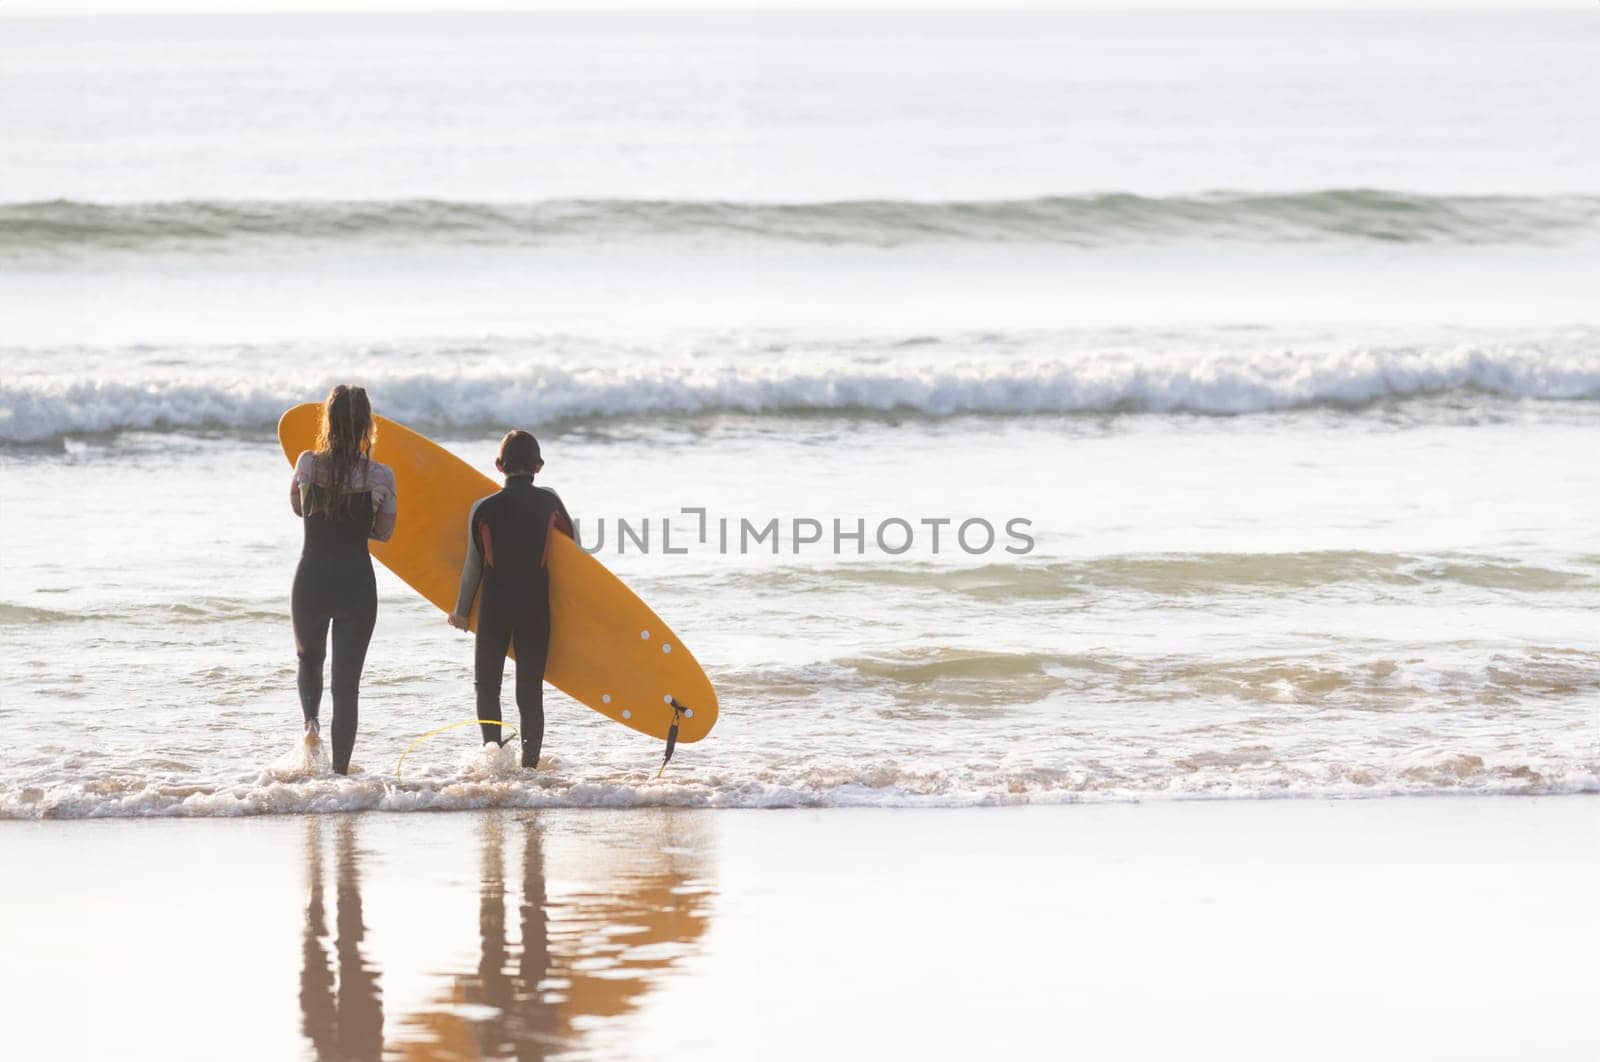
278;404;718;746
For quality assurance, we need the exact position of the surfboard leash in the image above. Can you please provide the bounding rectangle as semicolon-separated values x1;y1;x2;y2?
394;719;519;783
656;699;687;778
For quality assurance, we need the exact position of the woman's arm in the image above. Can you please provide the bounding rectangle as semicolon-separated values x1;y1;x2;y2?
369;463;398;542
290;451;313;517
448;498;488;629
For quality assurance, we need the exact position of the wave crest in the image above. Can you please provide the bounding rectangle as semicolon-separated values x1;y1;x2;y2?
3;341;1597;443
4;190;1598;256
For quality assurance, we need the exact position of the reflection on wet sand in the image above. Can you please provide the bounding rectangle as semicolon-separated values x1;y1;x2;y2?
397;815;557;1061
300;817;384;1061
297;812;714;1061
399;813;715;1060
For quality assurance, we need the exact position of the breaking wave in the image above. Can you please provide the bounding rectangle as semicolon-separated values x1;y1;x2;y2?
4;190;1599;257
3;341;1597;443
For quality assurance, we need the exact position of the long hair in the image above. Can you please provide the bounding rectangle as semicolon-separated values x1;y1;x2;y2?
313;384;375;513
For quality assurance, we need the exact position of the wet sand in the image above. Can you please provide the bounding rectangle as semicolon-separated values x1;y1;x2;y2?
4;797;1595;1060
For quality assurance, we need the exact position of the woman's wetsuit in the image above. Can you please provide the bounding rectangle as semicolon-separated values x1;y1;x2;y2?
453;475;572;768
291;452;397;774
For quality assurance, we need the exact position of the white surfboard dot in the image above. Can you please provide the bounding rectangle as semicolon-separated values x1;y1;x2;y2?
663;694;673;704
640;629;650;639
684;708;694;718
601;694;611;704
662;643;672;653
621;709;631;720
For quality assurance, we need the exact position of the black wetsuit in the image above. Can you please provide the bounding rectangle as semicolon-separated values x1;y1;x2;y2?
293;485;379;775
469;476;572;767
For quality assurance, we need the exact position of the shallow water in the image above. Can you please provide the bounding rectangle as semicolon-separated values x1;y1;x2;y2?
1;12;1597;815
4;404;1595;815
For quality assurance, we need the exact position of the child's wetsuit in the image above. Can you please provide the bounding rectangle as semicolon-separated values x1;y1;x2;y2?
290;451;397;774
453;475;573;767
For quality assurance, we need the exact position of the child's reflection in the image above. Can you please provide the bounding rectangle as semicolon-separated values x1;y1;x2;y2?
391;815;559;1060
458;815;559;1058
299;817;384;1062
301;811;713;1061
405;811;714;1058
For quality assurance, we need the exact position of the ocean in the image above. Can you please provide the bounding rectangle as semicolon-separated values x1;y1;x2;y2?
2;10;1597;818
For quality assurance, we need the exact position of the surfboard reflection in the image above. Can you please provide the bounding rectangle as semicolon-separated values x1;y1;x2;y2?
297;811;714;1061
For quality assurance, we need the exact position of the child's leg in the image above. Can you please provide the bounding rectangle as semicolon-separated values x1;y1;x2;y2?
475;613;514;745
510;612;550;769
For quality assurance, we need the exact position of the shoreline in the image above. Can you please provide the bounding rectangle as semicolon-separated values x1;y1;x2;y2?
9;775;1597;821
7;795;1595;1059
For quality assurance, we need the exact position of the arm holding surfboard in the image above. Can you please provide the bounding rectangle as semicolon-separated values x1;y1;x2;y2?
447;499;488;631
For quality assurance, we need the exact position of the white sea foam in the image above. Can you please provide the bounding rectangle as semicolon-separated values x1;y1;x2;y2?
266;733;329;780
3;756;1595;819
3;342;1596;443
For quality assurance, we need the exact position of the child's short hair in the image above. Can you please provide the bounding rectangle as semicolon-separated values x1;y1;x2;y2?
499;430;542;473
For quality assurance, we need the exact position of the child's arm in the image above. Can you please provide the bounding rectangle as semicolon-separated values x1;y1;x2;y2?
447;499;487;630
543;487;574;538
537;489;575;569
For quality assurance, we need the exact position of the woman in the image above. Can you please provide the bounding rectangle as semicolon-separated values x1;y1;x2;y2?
290;385;397;775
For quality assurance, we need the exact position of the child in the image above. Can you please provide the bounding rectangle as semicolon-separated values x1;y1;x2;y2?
448;430;573;768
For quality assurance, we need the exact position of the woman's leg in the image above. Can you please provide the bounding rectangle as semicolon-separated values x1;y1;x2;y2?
291;562;330;725
327;572;377;775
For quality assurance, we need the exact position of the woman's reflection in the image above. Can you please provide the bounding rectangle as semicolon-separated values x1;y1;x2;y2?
299;816;384;1061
